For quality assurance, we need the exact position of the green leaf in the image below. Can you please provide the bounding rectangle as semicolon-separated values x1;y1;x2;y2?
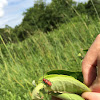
52;93;85;100
32;74;91;100
46;70;83;82
32;83;46;100
83;49;88;52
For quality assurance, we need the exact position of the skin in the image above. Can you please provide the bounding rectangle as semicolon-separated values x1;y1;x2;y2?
53;34;100;100
82;34;100;99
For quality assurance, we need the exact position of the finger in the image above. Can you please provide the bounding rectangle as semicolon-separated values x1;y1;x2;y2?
97;52;100;77
89;52;100;92
82;34;100;86
82;92;100;100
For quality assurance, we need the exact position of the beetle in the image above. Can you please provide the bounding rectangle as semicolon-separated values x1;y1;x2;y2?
43;78;52;86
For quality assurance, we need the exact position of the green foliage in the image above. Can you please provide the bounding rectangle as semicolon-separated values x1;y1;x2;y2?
76;3;87;14
51;0;76;17
0;26;12;43
1;0;100;42
85;0;100;18
0;17;100;99
32;74;90;99
15;0;77;40
22;1;55;32
53;93;85;100
46;70;83;82
1;0;100;100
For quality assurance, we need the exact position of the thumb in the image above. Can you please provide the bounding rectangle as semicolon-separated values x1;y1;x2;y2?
82;92;100;100
90;52;100;92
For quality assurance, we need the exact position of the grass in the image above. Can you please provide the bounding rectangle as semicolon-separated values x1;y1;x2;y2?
0;15;100;100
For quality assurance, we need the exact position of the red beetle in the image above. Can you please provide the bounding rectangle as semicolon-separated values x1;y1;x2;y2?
43;78;52;86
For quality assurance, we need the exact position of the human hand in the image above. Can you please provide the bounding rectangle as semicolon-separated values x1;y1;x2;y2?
82;34;100;100
52;35;100;100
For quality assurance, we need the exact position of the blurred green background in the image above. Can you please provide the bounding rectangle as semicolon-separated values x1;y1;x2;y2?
0;0;100;99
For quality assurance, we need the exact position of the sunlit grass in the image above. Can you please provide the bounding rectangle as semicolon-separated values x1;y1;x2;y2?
0;17;100;99
1;0;100;99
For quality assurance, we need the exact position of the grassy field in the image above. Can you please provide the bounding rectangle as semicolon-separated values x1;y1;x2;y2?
0;16;100;100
